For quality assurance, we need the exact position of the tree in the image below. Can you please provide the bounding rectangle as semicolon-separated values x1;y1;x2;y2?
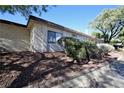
90;6;124;43
91;31;102;39
118;28;124;45
0;5;52;19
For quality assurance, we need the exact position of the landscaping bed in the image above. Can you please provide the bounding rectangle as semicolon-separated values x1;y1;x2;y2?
0;51;110;88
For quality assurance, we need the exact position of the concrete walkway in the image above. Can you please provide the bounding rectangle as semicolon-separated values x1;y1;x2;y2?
117;49;124;61
53;50;124;88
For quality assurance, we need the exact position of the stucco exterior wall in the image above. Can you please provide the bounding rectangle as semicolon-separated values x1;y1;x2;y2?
0;23;30;51
30;23;48;52
46;25;70;52
30;21;90;52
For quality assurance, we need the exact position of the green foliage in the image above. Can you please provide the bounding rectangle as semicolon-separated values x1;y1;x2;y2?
58;37;86;61
97;43;114;55
58;37;102;63
110;39;121;45
0;5;52;19
90;6;124;43
91;31;102;39
82;41;100;59
118;28;124;42
119;29;124;36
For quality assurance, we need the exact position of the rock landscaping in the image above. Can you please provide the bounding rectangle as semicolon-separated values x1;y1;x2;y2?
54;50;124;88
0;51;109;88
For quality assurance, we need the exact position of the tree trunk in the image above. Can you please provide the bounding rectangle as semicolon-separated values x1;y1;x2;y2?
103;38;111;43
85;46;90;62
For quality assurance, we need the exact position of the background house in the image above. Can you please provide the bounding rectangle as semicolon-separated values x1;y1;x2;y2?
0;15;95;52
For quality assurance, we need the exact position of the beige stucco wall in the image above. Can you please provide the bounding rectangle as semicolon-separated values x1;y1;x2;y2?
0;23;30;51
30;22;74;52
0;19;93;53
30;21;90;52
30;23;47;52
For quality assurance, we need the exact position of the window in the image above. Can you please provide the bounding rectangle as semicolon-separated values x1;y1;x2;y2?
56;32;62;41
48;30;62;43
48;31;56;43
72;34;77;38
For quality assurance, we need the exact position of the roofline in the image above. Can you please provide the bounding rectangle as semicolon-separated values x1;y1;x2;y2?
29;15;90;37
0;15;94;39
0;19;27;28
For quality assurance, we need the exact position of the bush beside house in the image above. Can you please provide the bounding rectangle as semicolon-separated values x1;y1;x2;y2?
58;37;105;64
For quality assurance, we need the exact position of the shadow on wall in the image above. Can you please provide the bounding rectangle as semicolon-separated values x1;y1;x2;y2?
0;47;10;53
31;27;47;52
32;29;64;52
47;43;64;52
0;38;30;52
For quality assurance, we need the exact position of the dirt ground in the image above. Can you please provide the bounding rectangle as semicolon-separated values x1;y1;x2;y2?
0;51;111;88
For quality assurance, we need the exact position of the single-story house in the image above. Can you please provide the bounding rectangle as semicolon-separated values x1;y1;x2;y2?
0;15;95;52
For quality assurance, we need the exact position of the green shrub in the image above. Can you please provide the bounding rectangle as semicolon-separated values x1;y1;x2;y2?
110;39;121;45
58;37;86;63
80;41;102;60
58;37;102;64
97;43;114;55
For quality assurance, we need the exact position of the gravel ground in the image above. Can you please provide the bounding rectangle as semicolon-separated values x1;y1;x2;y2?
54;50;124;88
0;50;124;88
0;51;108;88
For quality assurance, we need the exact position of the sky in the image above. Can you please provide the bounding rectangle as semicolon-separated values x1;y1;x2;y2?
0;5;120;35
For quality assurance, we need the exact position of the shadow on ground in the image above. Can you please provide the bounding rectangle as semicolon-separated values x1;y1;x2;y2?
54;57;124;88
1;51;124;88
0;52;75;88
